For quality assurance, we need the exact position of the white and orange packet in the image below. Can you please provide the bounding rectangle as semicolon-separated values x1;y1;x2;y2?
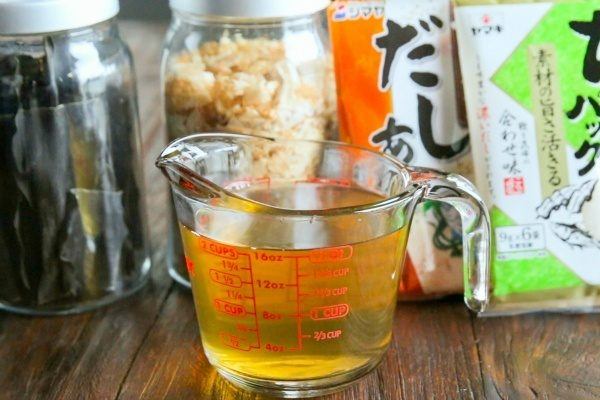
328;0;473;299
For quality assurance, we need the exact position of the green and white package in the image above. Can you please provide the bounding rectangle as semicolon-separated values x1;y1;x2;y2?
454;0;600;314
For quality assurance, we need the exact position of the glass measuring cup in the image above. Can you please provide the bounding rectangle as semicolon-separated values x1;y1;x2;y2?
156;133;490;398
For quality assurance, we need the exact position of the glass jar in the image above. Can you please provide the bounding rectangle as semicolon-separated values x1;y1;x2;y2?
0;0;151;315
161;0;337;287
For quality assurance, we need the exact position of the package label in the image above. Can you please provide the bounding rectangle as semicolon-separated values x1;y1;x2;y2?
330;0;471;296
331;0;469;168
455;1;600;297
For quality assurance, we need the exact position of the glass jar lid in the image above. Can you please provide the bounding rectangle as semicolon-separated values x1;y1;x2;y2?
0;0;119;35
169;0;330;19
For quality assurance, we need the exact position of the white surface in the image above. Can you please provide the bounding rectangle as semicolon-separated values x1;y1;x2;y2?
0;0;119;35
169;0;330;19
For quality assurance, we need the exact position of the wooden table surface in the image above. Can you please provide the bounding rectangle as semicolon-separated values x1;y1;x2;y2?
1;22;600;400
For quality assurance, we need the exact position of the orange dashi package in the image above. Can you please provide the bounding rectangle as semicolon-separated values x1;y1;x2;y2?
328;0;472;299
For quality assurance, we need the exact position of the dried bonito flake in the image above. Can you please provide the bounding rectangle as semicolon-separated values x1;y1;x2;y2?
165;34;337;146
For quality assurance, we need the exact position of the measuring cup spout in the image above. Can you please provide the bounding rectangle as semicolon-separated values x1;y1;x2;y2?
156;153;224;201
155;137;264;214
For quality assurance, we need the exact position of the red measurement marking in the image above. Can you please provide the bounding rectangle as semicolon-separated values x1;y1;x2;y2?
221;260;239;271
240;253;261;350
201;240;238;259
225;290;244;300
295;258;303;351
265;343;285;352
313;329;343;341
209;270;242;288
253;252;284;262
262;311;282;320
309;246;353;263
314;267;350;279
256;280;285;289
184;256;195;277
313;286;348;297
310;304;349;321
220;332;250;351
214;299;246;317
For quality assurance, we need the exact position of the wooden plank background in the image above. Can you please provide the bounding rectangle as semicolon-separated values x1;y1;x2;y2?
0;22;599;400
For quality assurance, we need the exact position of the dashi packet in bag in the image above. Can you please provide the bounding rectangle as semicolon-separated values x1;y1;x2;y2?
454;0;600;314
328;0;473;299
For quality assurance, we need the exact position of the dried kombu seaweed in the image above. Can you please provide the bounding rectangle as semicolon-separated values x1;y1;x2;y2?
0;35;149;312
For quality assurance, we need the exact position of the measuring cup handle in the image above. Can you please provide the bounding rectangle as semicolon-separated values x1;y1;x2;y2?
409;168;491;312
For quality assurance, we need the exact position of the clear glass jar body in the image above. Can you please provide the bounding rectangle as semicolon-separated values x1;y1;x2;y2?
161;10;337;286
0;19;151;315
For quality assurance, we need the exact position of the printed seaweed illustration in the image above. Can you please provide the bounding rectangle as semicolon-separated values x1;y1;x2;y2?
424;201;463;257
536;179;599;248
